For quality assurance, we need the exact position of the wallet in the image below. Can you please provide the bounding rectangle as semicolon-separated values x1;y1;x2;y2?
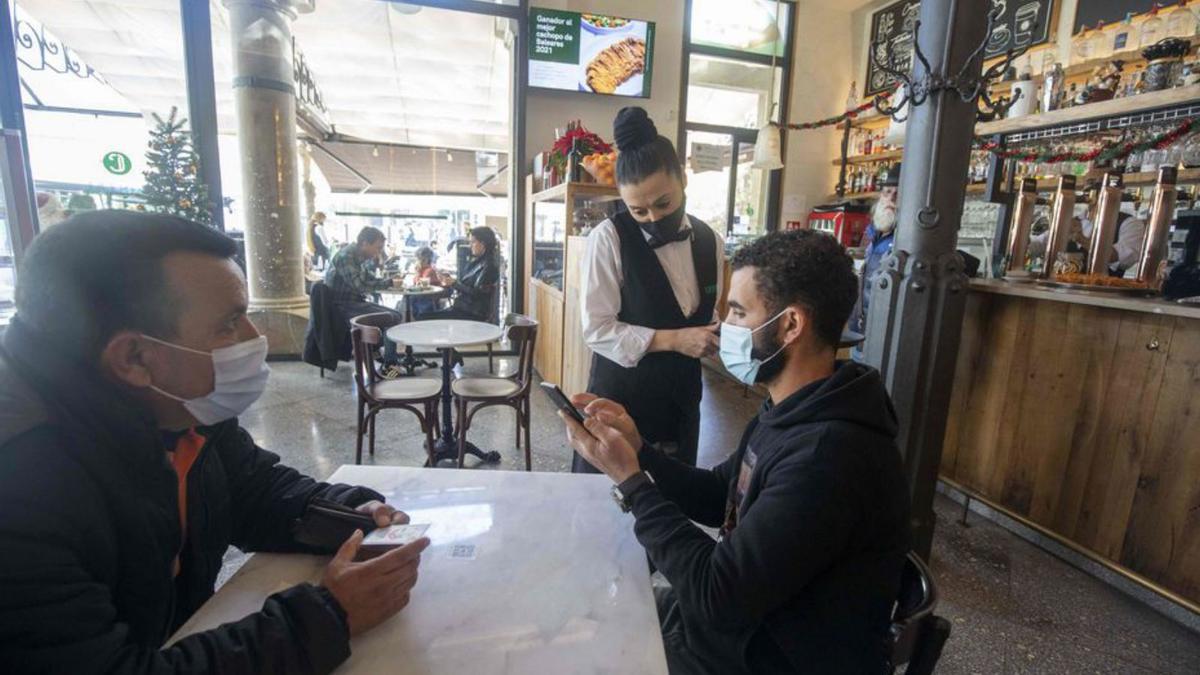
292;498;378;550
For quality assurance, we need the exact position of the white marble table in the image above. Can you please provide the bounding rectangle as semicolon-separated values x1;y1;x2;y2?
171;467;668;674
387;321;505;464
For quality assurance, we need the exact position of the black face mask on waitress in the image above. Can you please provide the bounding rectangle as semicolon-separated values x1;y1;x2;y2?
638;201;688;249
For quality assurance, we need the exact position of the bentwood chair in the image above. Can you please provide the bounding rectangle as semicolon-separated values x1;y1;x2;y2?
452;316;538;470
888;552;952;674
350;313;441;466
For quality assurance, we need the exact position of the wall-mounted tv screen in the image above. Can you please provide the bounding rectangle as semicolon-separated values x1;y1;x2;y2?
529;8;655;98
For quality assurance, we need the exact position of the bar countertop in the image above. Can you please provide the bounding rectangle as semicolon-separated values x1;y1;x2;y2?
968;278;1200;320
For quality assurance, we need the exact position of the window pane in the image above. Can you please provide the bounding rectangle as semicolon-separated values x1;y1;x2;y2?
0;153;12;321
684;131;732;234
734;141;769;236
691;0;789;57
686;55;781;128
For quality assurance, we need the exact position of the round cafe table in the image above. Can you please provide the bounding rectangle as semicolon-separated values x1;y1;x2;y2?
386;320;504;466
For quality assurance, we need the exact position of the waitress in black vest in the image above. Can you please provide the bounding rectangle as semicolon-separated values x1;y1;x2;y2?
574;107;724;472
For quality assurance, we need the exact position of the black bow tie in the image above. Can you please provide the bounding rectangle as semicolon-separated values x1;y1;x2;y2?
648;227;693;250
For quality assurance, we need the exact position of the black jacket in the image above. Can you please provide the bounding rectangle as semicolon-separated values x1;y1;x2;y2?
0;317;383;674
449;254;500;321
303;280;351;371
630;361;910;674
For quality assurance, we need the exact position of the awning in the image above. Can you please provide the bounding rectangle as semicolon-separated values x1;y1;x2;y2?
307;139;507;197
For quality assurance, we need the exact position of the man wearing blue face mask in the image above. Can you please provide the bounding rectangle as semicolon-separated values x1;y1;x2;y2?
0;211;429;674
562;230;910;674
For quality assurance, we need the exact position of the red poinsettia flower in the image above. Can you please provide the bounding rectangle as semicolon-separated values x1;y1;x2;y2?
550;125;613;166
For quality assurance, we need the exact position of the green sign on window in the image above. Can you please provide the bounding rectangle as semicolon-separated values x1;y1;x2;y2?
103;151;132;175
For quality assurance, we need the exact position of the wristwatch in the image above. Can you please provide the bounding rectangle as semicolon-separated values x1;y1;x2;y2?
611;471;655;513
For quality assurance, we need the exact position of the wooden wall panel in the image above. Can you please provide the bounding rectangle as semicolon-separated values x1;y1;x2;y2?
530;280;564;386
941;292;1200;608
1120;316;1200;601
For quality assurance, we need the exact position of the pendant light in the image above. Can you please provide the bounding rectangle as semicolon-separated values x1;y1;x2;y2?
753;0;784;171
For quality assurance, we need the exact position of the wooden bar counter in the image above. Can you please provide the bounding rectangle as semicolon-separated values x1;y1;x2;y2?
941;278;1200;611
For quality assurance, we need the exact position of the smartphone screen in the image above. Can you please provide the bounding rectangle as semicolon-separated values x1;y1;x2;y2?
539;382;586;423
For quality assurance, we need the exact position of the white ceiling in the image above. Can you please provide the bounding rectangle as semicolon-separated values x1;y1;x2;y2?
14;0;512;152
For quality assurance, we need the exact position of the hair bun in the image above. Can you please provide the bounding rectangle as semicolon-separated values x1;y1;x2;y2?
613;107;658;152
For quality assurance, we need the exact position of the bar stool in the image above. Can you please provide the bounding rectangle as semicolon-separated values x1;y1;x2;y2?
452;316;538;470
350;313;441;465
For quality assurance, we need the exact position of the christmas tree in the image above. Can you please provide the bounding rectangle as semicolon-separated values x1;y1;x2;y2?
141;107;212;225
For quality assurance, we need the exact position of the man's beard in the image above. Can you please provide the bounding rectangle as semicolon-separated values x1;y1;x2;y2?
752;330;788;385
872;198;897;233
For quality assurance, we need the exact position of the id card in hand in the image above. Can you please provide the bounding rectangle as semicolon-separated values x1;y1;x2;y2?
361;523;430;556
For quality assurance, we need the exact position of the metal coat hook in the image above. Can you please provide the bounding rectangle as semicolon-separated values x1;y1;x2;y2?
870;6;1027;122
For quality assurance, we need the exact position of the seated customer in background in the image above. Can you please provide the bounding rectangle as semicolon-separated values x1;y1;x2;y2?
420;226;501;322
325;225;404;367
408;245;444;319
0;211;429;674
562;229;910;674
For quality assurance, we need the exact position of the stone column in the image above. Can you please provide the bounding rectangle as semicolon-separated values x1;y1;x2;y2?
223;0;313;355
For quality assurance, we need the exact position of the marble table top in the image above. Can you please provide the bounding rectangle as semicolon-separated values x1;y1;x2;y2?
169;467;668;674
387;319;503;349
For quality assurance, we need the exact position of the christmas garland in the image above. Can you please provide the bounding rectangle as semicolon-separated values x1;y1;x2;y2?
975;118;1198;163
784;97;887;131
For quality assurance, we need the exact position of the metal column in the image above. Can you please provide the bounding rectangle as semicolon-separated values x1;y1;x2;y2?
862;0;992;558
180;0;226;231
0;0;39;251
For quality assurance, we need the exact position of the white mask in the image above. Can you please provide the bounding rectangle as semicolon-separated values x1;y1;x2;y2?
144;335;270;426
719;309;789;385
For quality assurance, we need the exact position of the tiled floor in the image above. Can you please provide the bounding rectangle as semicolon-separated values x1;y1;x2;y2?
228;358;1200;674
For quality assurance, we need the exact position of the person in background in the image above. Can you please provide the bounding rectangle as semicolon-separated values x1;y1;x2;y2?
1028;195;1146;276
0;211;429;674
307;211;331;269
561;230;910;674
325;226;405;372
578;106;724;472
851;163;900;362
421;226;501;322
408;246;444;319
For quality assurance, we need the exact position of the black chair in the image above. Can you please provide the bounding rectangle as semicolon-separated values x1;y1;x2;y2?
452;316;538;470
889;552;952;675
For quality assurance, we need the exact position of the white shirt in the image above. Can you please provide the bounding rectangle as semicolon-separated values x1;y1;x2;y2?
1028;212;1146;273
581;216;726;368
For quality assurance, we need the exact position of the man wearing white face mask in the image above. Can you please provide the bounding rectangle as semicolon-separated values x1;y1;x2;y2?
0;212;429;674
560;230;910;674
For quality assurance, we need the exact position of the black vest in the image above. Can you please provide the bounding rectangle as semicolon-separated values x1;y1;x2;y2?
587;211;719;442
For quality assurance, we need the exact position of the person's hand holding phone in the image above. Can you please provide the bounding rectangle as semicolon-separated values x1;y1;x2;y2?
570;393;641;452
560;408;641;484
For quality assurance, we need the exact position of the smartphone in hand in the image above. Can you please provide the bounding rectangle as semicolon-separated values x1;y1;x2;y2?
540;382;586;424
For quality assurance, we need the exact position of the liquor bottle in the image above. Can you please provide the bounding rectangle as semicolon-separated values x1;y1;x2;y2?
1042;63;1065;112
845;81;859;111
1140;5;1165;49
863;131;874;156
569;137;585;183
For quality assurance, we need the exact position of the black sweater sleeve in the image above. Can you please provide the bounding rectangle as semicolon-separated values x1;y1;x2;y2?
627;433;860;631
217;424;384;553
636;444;736;528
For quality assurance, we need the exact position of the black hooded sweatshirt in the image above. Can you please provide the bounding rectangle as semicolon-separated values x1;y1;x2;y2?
630;360;911;674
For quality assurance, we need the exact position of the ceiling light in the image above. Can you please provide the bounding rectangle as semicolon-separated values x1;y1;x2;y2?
372;145;380;157
446;152;454;162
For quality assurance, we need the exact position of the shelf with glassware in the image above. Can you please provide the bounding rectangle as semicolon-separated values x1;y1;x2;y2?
523;175;620;390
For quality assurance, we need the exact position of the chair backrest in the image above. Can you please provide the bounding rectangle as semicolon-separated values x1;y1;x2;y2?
502;314;538;389
889;551;948;674
349;312;402;398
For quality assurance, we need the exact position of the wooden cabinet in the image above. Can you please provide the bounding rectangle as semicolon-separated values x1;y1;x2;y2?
941;281;1200;610
523;177;620;388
